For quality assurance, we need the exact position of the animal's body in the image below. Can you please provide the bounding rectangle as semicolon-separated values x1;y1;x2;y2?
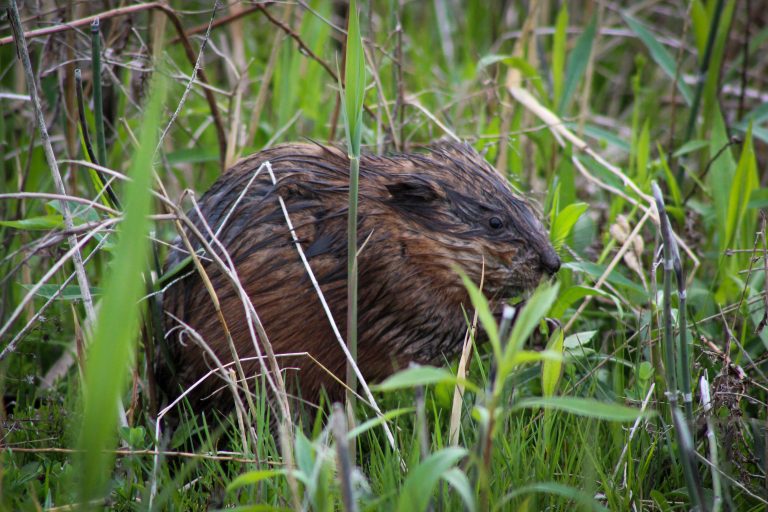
159;142;559;414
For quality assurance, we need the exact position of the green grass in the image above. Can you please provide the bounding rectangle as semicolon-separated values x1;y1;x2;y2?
1;1;767;510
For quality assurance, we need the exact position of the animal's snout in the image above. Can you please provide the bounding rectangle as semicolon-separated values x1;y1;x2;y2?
540;247;561;276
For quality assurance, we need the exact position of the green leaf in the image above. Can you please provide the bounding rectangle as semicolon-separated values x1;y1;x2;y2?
559;15;596;113
723;124;758;252
374;365;478;393
672;139;709;158
510;349;563;366
748;188;768;209
501;283;560;376
564;261;646;295
0;214;63;230
708;107;737;243
495;482;609;512
550;285;622;319
542;329;564;397
480;55;548;100
459;269;500;362
635;119;650;186
657;144;682;207
550;202;588;250
552;4;568;107
347;407;414;439
22;284;102;301
396;447;467;512
442;468;476;512
580;123;631;152
563;330;598;349
75;74;166;506
343;0;366;157
227;470;286;492
513;396;651;422
690;0;708;55
623;14;693;105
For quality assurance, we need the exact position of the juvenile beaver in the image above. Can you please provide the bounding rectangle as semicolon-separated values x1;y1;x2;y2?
160;142;559;414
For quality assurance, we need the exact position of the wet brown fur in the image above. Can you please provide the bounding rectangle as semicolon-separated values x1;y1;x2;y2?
159;142;559;414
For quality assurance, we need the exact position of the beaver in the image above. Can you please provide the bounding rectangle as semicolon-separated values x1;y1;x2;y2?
159;142;560;416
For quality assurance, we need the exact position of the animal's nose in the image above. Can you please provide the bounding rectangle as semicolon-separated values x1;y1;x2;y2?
540;247;561;275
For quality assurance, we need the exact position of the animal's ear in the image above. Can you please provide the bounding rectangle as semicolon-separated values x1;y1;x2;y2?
386;179;442;205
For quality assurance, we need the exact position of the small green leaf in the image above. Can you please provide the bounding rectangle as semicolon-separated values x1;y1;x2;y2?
501;283;560;376
623;14;693;105
513;396;651;422
227;470;286;492
495;482;609;512
690;0;708;55
552;4;568;107
563;330;598;349
550;202;588;250
347;408;414;439
672;139;709;158
396;447;468;512
657;144;682;207
459;269;500;362
22;284;102;301
748;188;768;209
374;365;478;393
542;330;564;397
0;214;64;230
343;0;366;157
635;119;650;185
564;261;646;295
480;55;548;101
551;285;622;319
723;124;758;252
442;468;476;512
559;15;597;113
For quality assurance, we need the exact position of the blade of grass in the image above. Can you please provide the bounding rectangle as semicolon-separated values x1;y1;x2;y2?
622;13;693;106
552;3;568;108
343;0;366;409
75;74;166;507
90;19;107;167
558;14;596;114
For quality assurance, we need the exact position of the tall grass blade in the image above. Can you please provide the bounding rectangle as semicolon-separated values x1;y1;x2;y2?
722;124;758;253
90;19;107;167
512;396;649;422
343;0;366;405
622;14;693;105
396;447;467;512
75;75;166;507
552;4;568;108
558;15;596;113
344;0;366;157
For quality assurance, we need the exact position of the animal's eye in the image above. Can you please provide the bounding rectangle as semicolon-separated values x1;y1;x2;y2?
488;216;503;230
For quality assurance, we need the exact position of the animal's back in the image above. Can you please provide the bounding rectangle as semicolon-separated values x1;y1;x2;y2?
159;142;559;415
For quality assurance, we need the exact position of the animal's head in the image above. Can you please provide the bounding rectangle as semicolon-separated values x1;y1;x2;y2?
379;142;560;300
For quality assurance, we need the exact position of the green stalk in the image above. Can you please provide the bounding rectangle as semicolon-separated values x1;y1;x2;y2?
652;183;678;404
346;154;360;400
91;19;107;167
675;262;694;425
677;0;726;184
343;0;365;410
75;68;120;210
332;403;357;512
652;182;706;512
